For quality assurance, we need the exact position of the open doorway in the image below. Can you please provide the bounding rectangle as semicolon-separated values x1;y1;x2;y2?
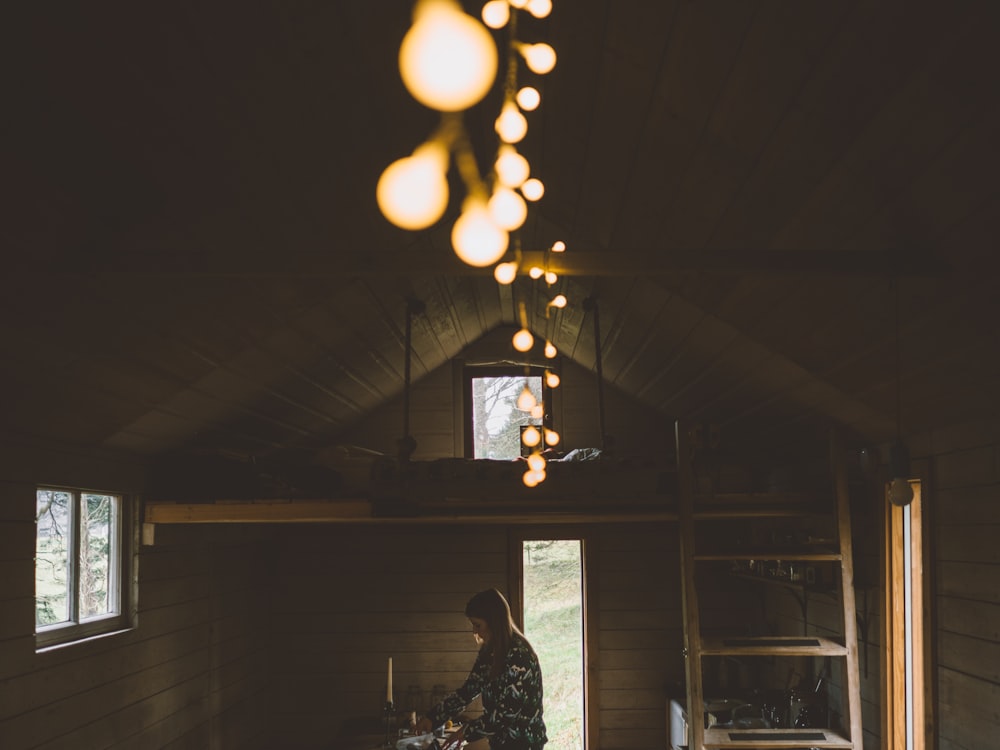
519;538;586;750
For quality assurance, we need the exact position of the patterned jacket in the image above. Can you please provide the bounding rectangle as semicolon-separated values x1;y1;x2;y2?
427;632;547;748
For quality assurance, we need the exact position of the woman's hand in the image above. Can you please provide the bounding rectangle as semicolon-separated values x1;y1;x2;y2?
440;725;465;750
413;716;433;735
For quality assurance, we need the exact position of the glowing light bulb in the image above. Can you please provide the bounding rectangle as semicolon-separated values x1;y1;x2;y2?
495;101;528;143
509;0;528;8
400;0;498;112
495;146;530;188
452;197;508;267
523;469;541;487
516;86;540;111
517;386;536;411
376;142;450;230
481;0;510;29
521;178;544;201
545;371;560;388
544;428;560;447
549;294;567;309
526;0;552;18
544;341;557;358
544;271;557;284
528;266;544;279
518;43;556;75
530;404;544;419
527;453;546;472
551;240;566;252
494;261;518;285
488;186;527;231
521;425;541;447
512;327;534;352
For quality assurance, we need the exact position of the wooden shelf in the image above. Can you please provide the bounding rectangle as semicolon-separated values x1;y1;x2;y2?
703;726;853;748
694;551;842;561
693;507;828;520
700;635;847;657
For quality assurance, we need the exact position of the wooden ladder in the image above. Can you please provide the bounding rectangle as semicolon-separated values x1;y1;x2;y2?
675;421;863;749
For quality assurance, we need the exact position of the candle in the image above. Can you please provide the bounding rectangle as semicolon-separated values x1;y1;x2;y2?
386;656;393;704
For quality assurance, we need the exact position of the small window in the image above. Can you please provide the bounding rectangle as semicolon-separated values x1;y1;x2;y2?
465;365;552;459
35;487;133;648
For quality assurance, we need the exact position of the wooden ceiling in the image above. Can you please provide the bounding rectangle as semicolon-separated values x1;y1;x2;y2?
5;1;999;466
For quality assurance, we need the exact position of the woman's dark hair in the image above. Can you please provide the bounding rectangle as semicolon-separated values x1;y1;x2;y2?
465;588;523;679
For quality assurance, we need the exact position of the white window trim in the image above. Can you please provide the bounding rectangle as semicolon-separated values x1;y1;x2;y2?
35;487;136;650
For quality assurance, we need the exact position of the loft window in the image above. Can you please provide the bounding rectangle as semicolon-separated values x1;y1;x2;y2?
35;487;134;649
464;365;551;459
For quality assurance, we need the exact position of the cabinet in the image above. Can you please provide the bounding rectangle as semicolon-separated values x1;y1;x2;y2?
675;421;862;749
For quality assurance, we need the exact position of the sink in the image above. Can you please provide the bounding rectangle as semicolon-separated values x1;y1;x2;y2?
704;700;773;730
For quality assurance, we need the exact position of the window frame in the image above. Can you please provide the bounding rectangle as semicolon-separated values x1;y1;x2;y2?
463;364;554;459
881;458;936;750
35;486;135;650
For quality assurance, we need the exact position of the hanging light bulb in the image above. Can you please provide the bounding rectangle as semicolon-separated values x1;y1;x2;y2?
481;0;510;29
523;469;543;487
521;178;544;201
495;100;528;143
545;371;560;388
400;0;498;112
376;141;450;229
530;404;544;420
488;186;528;230
544;271;558;284
509;0;528;8
494;261;519;285
544;428;560;446
526;0;553;18
452;197;509;266
516;86;541;111
495;146;531;188
528;266;544;279
512;327;534;352
527;452;546;472
517;42;556;74
544;340;557;358
551;240;566;252
521;424;541;447
517;385;537;411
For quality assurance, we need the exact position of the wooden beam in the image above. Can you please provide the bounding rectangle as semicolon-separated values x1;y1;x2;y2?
145;499;374;524
143;499;679;525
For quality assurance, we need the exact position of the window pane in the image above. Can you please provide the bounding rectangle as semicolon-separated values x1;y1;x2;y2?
36;490;72;626
80;493;118;619
471;375;543;459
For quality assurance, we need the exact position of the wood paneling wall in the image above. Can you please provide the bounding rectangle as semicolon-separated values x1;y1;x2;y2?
335;328;674;462
263;522;681;750
914;419;1000;750
0;443;270;750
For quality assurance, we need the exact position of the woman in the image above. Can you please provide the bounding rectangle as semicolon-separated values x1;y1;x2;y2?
416;588;547;750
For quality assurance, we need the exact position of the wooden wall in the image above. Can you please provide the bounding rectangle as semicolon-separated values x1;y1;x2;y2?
263;521;681;750
2;378;997;750
914;419;1000;750
336;326;674;462
0;440;270;750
